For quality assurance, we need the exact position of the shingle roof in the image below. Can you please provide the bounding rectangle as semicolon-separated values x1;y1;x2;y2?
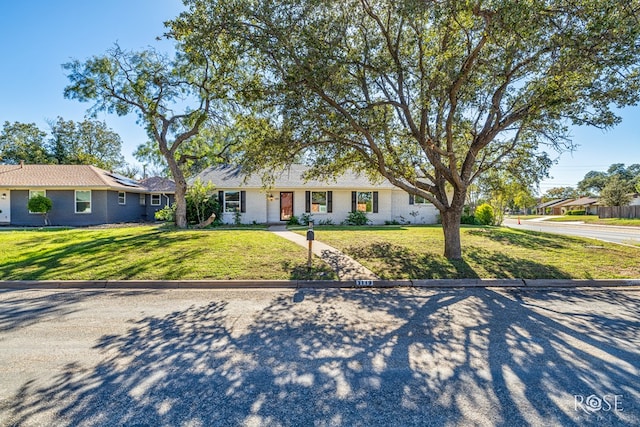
563;197;599;207
139;176;176;193
194;164;397;189
0;164;145;191
536;198;572;209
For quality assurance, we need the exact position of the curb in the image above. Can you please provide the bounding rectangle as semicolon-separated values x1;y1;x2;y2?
1;279;639;290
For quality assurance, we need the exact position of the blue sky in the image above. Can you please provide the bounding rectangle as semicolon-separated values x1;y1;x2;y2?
1;1;638;194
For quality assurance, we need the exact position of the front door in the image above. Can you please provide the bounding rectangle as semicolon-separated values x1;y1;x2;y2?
280;192;293;221
0;190;10;224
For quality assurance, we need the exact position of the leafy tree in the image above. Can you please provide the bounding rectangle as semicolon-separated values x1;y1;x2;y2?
578;163;640;195
600;176;633;206
513;190;538;215
542;187;577;201
0;122;50;164
577;171;608;195
64;44;241;228
27;195;53;225
172;0;640;259
186;178;220;225
48;117;126;170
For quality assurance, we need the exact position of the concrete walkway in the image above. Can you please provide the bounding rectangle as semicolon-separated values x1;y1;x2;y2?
268;225;379;281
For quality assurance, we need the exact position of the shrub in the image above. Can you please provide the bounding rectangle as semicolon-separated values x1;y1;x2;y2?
299;213;314;225
155;205;176;222
287;215;300;226
460;214;477;225
27;195;53;225
567;210;586;216
318;218;334;226
475;203;495;225
343;210;370;226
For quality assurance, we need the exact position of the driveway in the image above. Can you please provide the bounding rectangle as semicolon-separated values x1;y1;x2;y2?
504;218;640;246
1;288;638;426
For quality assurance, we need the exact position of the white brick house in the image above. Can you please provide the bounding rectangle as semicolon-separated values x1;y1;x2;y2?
193;165;439;225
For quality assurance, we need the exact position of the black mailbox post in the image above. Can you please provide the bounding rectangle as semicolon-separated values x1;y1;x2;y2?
306;222;314;268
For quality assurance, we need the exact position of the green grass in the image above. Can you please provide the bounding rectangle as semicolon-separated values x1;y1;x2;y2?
545;216;640;227
297;225;640;279
0;226;335;281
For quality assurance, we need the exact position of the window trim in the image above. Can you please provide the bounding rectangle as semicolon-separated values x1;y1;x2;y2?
75;190;92;214
224;191;241;213
150;194;161;206
28;190;46;214
139;193;146;206
311;191;328;213
118;191;126;205
356;191;373;213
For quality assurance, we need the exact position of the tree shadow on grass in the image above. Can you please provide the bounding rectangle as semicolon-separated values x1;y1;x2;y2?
466;227;572;249
344;241;572;279
2;288;638;426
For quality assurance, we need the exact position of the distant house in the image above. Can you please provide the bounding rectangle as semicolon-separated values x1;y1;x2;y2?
0;163;174;226
193;164;439;225
561;197;599;215
535;198;573;215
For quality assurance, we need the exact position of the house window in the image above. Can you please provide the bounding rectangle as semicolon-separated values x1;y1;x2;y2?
311;191;327;213
139;194;146;206
75;190;91;213
224;191;241;212
118;192;126;205
151;194;161;206
29;190;46;214
356;191;373;212
415;195;428;204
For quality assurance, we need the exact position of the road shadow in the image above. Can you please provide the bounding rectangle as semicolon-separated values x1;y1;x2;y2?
2;288;638;426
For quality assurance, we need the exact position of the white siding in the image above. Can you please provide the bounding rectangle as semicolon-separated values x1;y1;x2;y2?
216;187;439;225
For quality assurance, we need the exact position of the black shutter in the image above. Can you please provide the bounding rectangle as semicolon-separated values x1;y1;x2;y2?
240;191;246;213
327;191;333;213
305;191;311;213
409;194;415;205
218;191;224;207
373;191;379;213
351;191;357;212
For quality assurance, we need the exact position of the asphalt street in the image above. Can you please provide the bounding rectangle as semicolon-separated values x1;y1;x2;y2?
503;218;640;246
0;288;638;426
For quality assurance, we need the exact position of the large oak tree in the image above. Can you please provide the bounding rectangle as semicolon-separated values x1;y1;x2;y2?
172;0;640;259
64;44;242;228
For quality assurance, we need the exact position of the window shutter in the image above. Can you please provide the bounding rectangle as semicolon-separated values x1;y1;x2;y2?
305;191;311;213
327;191;333;213
218;191;224;206
351;191;357;212
240;191;246;213
409;194;414;205
373;191;379;213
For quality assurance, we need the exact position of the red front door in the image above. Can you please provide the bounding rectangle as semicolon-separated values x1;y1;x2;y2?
280;192;293;221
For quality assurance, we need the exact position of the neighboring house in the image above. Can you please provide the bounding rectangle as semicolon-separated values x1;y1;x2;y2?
561;197;599;215
535;198;573;215
194;165;439;225
0;163;175;226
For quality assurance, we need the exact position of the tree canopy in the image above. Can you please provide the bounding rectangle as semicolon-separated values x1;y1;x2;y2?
63;44;245;227
0;119;125;170
171;0;640;259
577;163;640;195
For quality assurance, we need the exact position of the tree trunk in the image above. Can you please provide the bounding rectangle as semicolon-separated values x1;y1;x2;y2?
441;208;463;260
166;155;188;229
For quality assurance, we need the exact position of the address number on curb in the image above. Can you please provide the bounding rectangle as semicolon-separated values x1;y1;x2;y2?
356;280;374;287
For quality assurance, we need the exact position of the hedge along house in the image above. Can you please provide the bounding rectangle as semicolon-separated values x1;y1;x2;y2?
0;163;175;226
194;164;439;225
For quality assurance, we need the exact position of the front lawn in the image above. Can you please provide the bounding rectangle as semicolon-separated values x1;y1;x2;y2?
299;226;640;279
0;226;334;280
